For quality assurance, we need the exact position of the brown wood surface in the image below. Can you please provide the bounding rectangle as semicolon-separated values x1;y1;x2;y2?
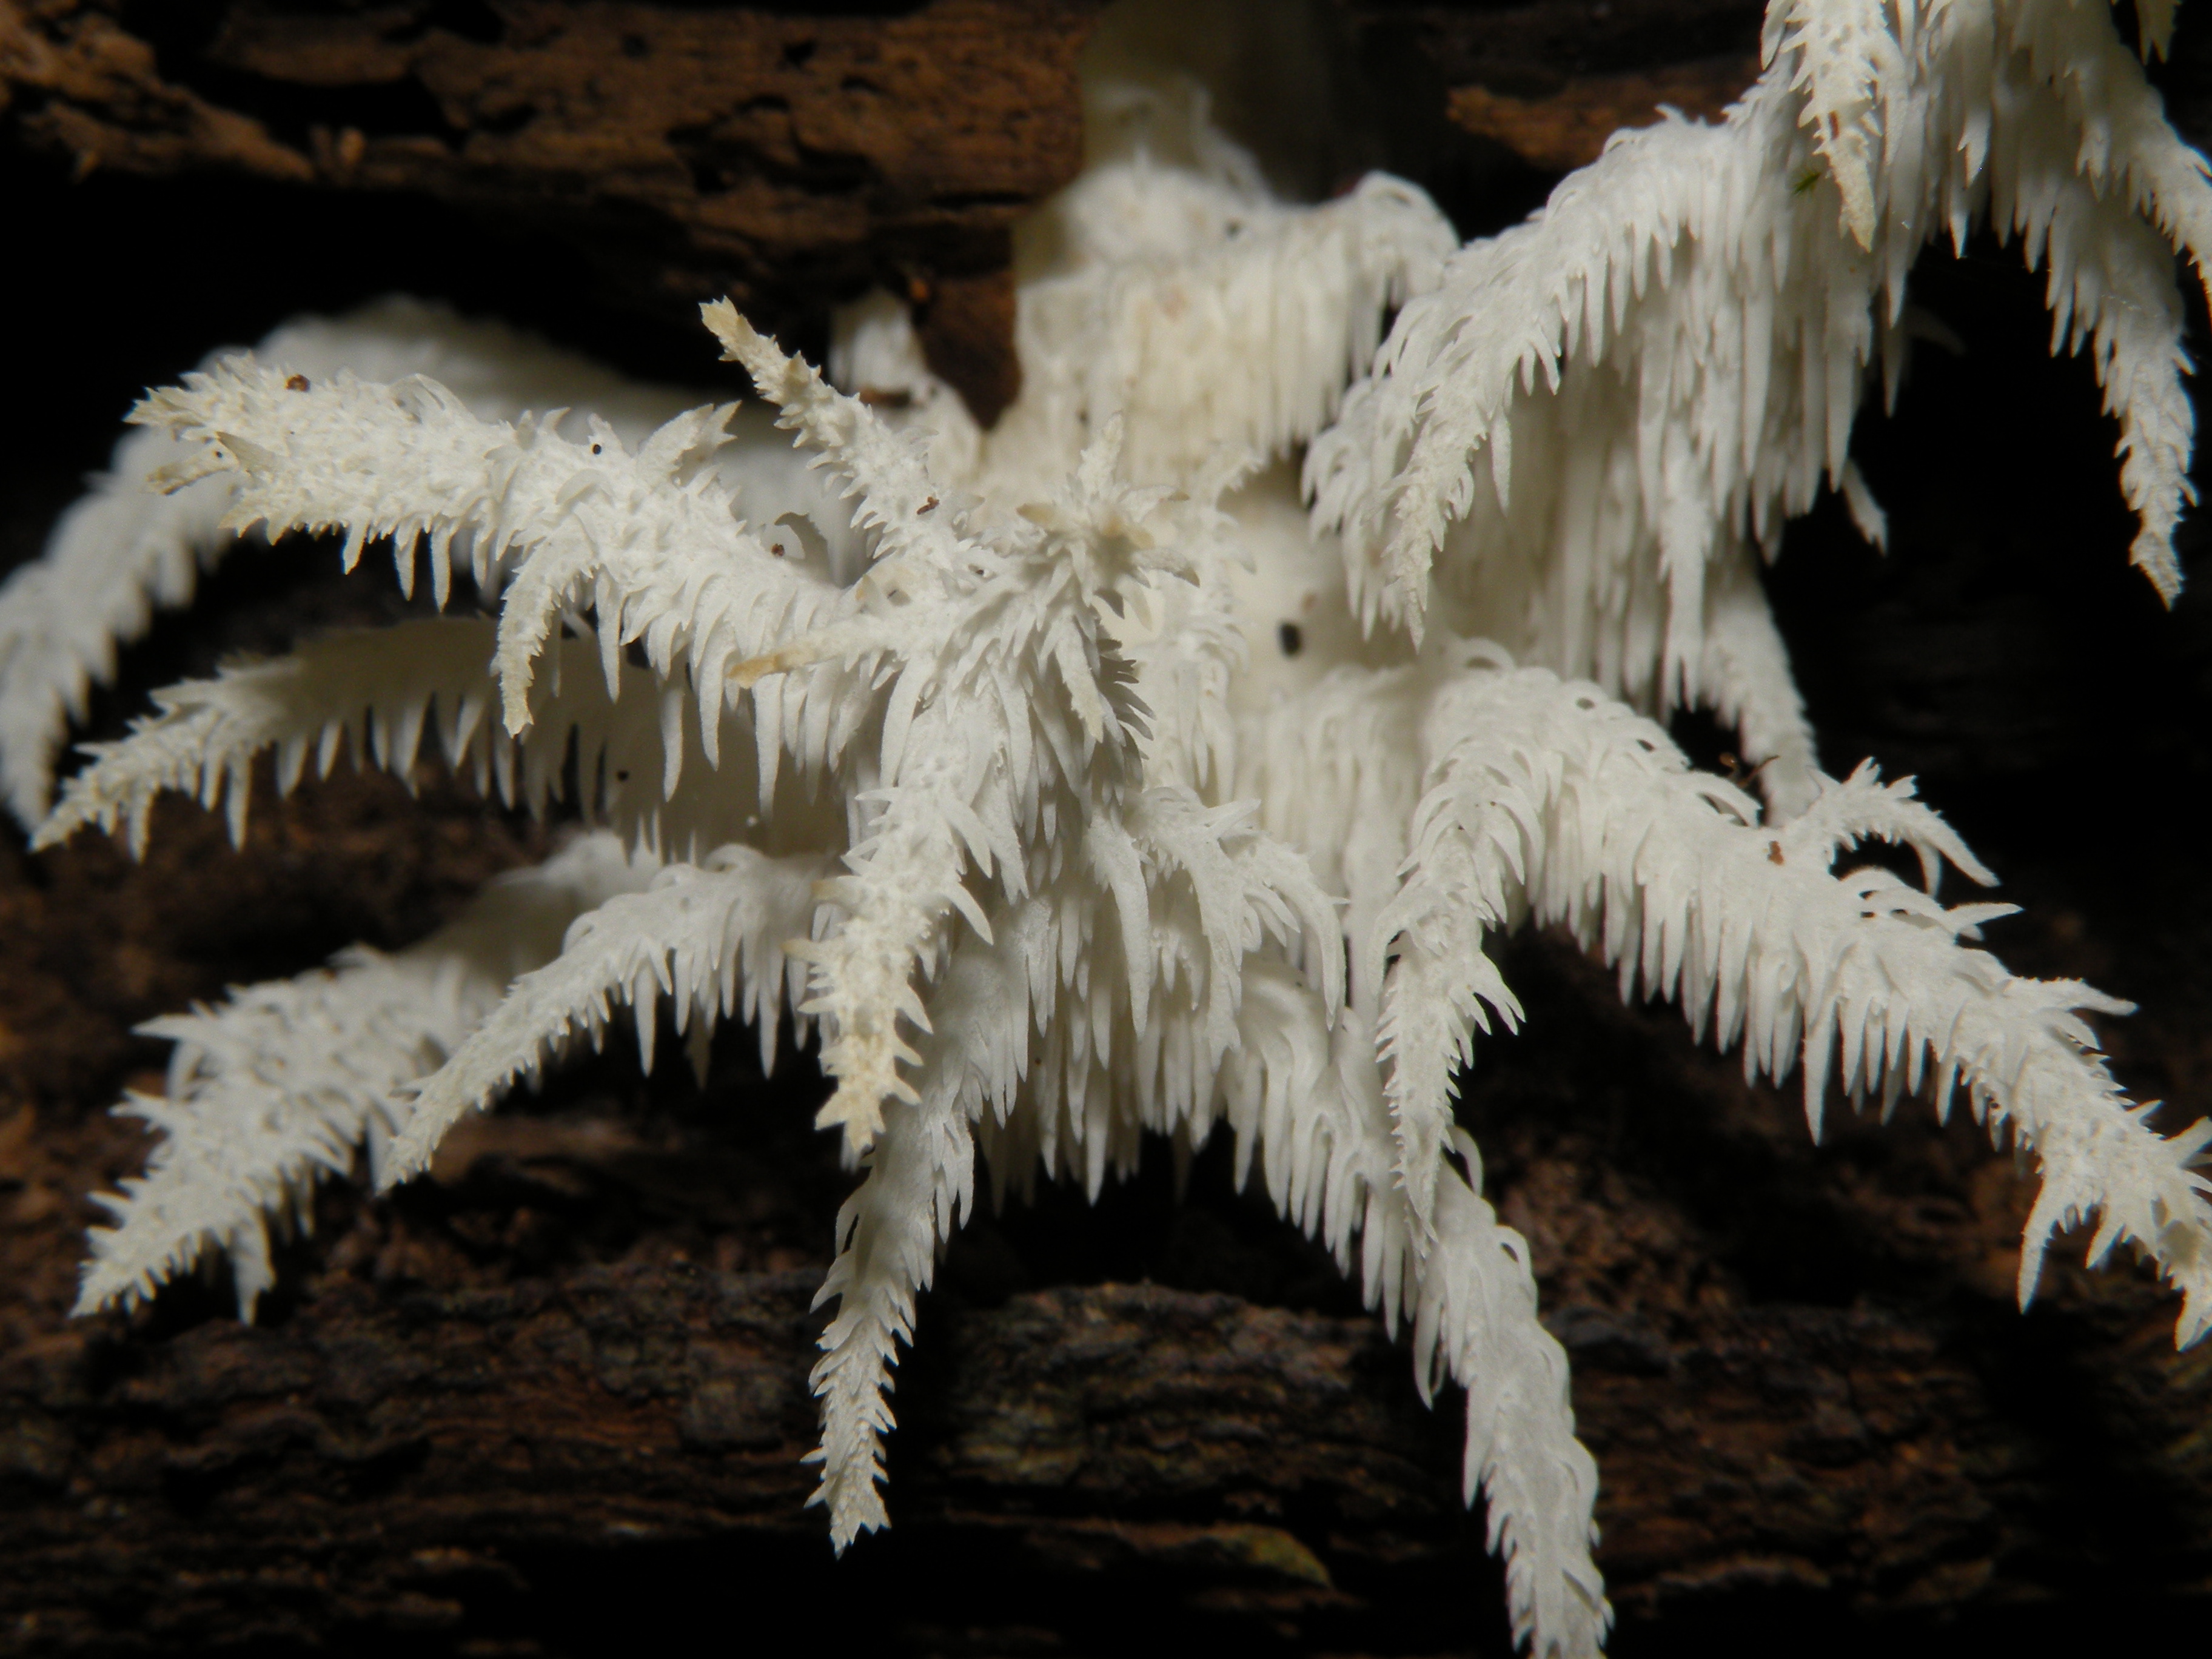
1;0;1099;419
4;4;2212;1655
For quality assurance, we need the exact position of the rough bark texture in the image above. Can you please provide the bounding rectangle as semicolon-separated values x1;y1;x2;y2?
1349;0;1766;170
0;0;1098;419
5;4;2212;1657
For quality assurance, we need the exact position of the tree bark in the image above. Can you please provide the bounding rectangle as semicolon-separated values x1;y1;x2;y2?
4;4;2212;1655
1;0;1099;421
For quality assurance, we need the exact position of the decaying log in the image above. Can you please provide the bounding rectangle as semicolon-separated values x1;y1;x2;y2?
0;0;1098;287
5;4;2212;1655
0;0;1098;418
1344;0;1763;170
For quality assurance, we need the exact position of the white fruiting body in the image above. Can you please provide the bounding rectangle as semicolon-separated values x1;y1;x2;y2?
19;8;2212;1656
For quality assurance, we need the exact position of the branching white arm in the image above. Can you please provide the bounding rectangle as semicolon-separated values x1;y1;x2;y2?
0;452;235;833
1769;0;1903;249
706;321;1050;1162
126;358;848;739
708;302;975;579
1994;87;2199;597
811;785;1347;1560
1308;0;2212;732
386;845;828;1182
35;618;770;863
1207;971;1609;1659
806;928;1004;1547
72;834;652;1318
1390;659;2212;1346
0;299;702;831
36;617;504;854
699;323;1248;1171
